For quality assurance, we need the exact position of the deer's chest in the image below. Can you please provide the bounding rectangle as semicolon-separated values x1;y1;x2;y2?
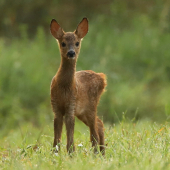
51;86;76;112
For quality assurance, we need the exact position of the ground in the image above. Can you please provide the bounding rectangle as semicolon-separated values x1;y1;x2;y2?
1;120;170;170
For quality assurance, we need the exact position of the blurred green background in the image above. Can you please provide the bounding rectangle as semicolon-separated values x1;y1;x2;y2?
0;0;170;135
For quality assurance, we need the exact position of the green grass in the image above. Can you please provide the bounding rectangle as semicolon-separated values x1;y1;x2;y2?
1;120;170;170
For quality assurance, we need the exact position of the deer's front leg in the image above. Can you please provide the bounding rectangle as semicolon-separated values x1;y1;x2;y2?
53;113;63;151
65;113;75;153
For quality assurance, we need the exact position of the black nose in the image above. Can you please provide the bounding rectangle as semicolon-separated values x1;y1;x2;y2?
67;50;75;58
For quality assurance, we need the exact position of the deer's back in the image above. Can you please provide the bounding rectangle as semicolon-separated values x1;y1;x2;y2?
76;70;106;97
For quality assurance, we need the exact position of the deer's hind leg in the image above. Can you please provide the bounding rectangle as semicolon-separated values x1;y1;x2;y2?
86;113;99;154
89;123;99;153
76;113;99;154
97;117;105;155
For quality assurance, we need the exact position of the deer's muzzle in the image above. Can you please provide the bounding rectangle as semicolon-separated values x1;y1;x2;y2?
67;50;75;58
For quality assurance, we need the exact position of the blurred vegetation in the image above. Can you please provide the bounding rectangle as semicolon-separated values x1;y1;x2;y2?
1;0;170;38
0;0;170;133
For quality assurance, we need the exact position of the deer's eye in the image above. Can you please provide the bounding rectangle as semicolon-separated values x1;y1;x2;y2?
61;42;66;47
75;42;79;47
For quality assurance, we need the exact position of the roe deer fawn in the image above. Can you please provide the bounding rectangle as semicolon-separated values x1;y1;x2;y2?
50;18;107;155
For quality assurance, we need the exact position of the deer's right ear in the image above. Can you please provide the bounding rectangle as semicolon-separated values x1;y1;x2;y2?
50;19;64;39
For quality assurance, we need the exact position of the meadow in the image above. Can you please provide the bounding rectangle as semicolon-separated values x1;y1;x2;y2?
1;120;170;170
0;14;170;169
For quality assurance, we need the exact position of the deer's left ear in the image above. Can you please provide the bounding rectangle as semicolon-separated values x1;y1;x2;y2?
75;18;88;39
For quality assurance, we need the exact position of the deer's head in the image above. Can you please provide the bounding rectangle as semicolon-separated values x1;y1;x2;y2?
50;18;88;60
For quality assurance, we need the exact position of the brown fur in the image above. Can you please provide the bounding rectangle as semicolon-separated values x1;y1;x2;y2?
50;18;107;155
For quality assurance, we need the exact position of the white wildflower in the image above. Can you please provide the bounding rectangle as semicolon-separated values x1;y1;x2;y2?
78;143;83;147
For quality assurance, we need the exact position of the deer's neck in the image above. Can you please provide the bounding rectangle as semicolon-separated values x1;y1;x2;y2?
55;57;76;88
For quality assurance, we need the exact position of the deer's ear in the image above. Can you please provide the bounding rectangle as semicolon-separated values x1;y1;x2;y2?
50;19;64;39
75;18;88;39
